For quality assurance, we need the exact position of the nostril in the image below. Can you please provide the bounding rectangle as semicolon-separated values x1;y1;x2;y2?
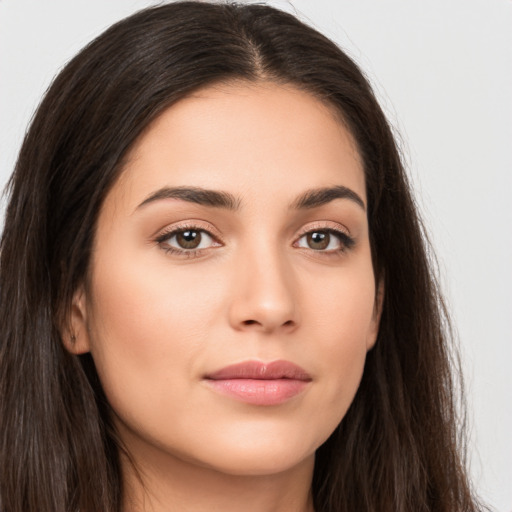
241;319;295;329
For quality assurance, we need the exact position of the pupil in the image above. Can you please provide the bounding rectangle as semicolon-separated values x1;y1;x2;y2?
177;230;201;249
308;231;329;250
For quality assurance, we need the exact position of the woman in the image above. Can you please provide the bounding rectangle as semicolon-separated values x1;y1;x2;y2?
0;2;484;511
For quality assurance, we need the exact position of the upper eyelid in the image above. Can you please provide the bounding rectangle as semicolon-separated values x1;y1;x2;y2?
154;221;223;242
295;220;351;238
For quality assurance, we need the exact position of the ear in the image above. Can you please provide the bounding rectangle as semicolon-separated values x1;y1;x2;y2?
61;285;91;355
366;278;384;351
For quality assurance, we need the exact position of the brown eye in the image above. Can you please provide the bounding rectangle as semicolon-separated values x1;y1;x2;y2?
296;228;351;252
159;228;218;253
306;231;330;250
175;230;202;249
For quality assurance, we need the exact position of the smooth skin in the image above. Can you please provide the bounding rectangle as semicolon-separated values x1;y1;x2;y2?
65;81;382;512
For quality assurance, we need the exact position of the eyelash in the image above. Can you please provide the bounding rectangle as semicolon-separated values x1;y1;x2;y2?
294;227;355;255
155;224;355;259
155;223;221;259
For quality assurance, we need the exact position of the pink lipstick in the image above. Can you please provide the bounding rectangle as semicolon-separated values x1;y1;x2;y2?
204;360;311;406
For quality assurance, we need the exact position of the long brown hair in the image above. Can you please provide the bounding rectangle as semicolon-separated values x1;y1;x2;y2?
0;2;484;511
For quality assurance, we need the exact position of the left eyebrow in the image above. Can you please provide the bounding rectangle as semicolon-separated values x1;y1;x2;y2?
290;186;366;211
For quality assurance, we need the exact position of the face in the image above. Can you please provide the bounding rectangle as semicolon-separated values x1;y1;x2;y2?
69;81;381;477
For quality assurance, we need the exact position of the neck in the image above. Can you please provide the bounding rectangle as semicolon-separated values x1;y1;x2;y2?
120;442;315;512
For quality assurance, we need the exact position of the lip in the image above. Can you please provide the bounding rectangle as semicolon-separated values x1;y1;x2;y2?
204;360;312;406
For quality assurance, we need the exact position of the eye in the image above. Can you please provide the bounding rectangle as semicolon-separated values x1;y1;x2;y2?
157;227;219;253
296;229;353;252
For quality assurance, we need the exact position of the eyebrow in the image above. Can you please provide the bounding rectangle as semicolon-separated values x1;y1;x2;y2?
290;185;366;211
137;186;240;210
136;185;365;212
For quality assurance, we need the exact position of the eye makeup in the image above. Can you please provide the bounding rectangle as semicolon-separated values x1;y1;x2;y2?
154;221;223;259
293;220;355;254
153;218;356;260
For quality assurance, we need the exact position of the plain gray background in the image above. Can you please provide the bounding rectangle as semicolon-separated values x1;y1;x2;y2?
1;1;511;510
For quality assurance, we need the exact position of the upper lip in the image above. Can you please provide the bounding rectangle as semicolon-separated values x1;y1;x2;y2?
205;360;312;381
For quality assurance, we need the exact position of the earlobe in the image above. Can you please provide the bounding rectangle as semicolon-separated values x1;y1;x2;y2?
366;279;384;351
61;286;91;355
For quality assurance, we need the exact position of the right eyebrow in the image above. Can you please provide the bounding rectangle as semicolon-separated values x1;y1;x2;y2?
136;186;241;211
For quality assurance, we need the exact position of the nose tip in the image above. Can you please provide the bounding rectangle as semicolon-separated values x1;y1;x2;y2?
228;255;299;334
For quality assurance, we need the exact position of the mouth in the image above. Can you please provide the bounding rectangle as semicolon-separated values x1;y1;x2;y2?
203;360;312;406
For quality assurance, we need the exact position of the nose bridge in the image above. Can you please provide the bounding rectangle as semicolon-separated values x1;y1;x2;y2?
228;232;298;333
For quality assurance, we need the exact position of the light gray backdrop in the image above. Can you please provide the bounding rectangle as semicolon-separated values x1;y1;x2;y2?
1;1;511;510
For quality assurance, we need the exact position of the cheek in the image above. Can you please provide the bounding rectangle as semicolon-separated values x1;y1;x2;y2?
85;253;224;417
302;259;376;416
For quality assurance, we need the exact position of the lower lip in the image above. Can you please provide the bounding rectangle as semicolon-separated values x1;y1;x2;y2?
205;378;309;405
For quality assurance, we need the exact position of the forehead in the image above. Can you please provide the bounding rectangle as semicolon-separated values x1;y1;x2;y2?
111;81;366;211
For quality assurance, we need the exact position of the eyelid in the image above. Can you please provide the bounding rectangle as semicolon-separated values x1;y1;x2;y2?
295;220;351;239
153;221;224;259
293;220;355;254
154;219;224;244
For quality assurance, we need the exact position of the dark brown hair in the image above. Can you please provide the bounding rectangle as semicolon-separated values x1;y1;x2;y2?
0;2;484;511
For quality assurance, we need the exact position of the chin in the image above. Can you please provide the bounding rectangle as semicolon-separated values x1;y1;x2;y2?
196;445;316;477
175;425;324;477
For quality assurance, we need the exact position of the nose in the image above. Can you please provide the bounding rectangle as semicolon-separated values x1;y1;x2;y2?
228;246;299;334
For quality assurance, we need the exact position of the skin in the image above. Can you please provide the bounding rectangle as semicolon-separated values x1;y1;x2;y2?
66;81;382;512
